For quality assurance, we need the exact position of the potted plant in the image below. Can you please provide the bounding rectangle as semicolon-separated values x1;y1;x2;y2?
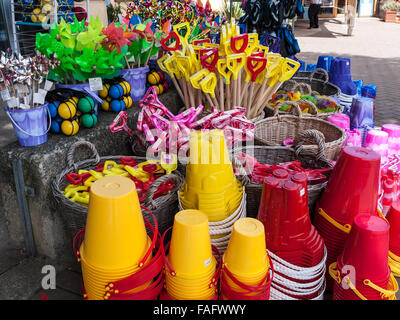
381;0;400;22
35;16;127;98
118;18;165;102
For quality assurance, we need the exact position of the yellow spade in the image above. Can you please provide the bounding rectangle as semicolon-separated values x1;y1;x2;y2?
244;33;260;56
161;152;178;175
173;22;191;49
252;57;300;118
175;55;196;108
217;58;233;110
158;54;185;103
226;53;247;107
190;69;211;107
199;72;218;108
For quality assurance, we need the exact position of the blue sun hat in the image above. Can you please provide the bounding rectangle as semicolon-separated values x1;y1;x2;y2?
316;55;333;71
329;57;357;96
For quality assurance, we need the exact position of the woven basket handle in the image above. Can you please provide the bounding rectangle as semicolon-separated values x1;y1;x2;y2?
310;68;329;84
67;141;101;170
283;79;298;92
232;155;251;186
298;99;319;115
144;173;183;210
273;101;302;118
292;82;312;96
293;129;327;161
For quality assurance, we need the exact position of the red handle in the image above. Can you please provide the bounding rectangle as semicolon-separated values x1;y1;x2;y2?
200;48;219;72
246;56;267;82
120;157;136;166
193;39;211;46
231;34;249;53
66;173;82;185
160;31;181;51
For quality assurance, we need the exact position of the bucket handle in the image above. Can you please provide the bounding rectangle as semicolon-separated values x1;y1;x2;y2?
144;173;184;210
293;129;328;163
221;251;274;293
310;68;329;84
6;106;52;137
67;141;101;170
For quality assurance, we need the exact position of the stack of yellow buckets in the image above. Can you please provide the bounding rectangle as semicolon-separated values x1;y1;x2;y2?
179;130;246;253
164;210;219;300
221;218;272;300
79;176;153;300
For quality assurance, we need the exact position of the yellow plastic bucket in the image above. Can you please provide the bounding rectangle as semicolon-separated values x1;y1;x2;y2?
83;176;149;269
79;236;152;275
223;218;269;276
168;210;215;277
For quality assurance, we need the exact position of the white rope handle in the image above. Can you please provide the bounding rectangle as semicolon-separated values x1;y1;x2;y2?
270;281;326;300
268;247;327;275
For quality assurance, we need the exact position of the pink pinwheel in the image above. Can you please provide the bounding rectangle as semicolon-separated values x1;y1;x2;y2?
102;22;131;54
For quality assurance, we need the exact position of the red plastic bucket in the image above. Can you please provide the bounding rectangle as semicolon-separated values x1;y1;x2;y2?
338;215;390;283
316;146;381;225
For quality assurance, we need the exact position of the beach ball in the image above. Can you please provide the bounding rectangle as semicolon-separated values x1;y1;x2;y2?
101;99;110;111
98;83;110;99
78;96;95;113
120;81;131;96
81;114;98;128
122;96;133;109
47;101;59;118
58;101;76;119
70;96;78;105
50;117;62;133
61;119;79;136
148;72;160;85
110;99;126;113
158;71;165;82
42;3;53;14
109;85;124;99
73;6;87;21
31;8;46;23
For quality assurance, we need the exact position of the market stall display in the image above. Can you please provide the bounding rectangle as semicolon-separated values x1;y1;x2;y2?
2;5;399;302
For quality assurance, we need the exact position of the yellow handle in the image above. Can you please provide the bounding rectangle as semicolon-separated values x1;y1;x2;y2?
190;69;210;89
164;55;184;79
329;262;398;300
176;56;192;81
217;58;232;84
318;208;352;234
199;73;217;97
226;53;246;80
389;251;400;277
244;33;260;56
173;22;191;44
279;58;301;82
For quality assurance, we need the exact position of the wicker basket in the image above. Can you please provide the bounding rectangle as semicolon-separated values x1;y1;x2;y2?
290;68;341;98
52;141;184;237
254;104;346;160
233;130;334;219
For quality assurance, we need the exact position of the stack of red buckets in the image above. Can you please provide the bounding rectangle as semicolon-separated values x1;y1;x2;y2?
257;169;327;299
314;146;382;291
329;214;398;300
